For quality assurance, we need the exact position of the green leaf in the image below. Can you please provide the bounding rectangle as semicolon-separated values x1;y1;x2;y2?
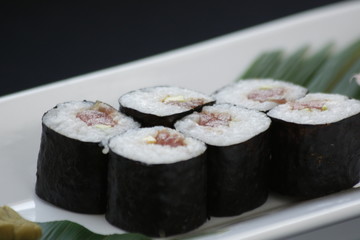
239;50;283;80
306;39;360;93
270;45;310;81
37;220;152;240
291;43;333;86
331;57;360;99
238;44;332;86
238;39;360;99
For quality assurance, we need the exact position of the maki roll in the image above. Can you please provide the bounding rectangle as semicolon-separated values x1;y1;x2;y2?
118;86;215;127
106;126;207;237
175;104;271;217
213;79;307;111
267;93;360;198
36;100;139;213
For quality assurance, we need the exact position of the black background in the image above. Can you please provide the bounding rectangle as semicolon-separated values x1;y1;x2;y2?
1;0;344;96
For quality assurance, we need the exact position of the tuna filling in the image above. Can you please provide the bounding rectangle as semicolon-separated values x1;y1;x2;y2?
247;87;287;104
290;100;327;111
144;129;186;147
198;111;231;127
76;101;118;127
162;95;206;109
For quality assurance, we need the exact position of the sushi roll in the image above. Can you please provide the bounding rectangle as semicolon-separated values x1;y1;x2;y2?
175;104;271;217
213;79;307;111
36;100;139;214
267;93;360;198
118;86;215;127
106;126;207;237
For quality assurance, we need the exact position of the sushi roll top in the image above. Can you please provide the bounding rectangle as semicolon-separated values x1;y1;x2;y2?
118;86;215;127
109;126;206;164
175;103;271;146
213;79;307;112
43;100;140;143
267;93;360;124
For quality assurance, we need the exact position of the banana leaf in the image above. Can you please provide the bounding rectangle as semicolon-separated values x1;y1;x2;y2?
238;39;360;99
270;45;309;81
291;43;333;86
331;58;360;98
306;39;360;93
37;220;152;240
239;50;283;80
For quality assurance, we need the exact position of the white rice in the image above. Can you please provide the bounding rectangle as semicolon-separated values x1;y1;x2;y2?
43;101;140;143
213;79;307;111
267;93;360;124
109;126;206;164
174;104;271;146
119;86;214;116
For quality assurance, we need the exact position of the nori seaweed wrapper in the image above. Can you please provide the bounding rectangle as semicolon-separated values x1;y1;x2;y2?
207;130;270;217
36;123;108;214
269;112;360;199
120;101;214;128
105;151;207;237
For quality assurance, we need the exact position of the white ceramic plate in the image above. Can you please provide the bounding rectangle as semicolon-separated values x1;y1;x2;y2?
2;1;360;239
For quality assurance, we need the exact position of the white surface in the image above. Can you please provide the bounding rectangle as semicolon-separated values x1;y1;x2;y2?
1;1;360;239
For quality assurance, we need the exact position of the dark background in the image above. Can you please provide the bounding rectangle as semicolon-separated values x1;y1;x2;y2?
1;0;344;96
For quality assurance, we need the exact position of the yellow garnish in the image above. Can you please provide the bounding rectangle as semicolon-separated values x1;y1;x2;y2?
143;136;156;144
259;86;273;90
162;95;185;103
94;124;112;129
0;206;42;240
91;100;103;110
321;105;328;111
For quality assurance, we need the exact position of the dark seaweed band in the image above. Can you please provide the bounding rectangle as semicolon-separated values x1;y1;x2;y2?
106;150;207;237
269;112;360;198
207;130;270;217
36;123;108;214
120;100;214;128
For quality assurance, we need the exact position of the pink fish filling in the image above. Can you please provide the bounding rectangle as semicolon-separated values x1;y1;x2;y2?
290;100;327;111
165;98;206;109
154;129;186;147
247;87;287;104
198;112;231;127
76;102;118;127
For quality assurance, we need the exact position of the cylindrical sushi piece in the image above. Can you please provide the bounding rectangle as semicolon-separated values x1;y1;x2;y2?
106;127;207;237
213;79;307;112
267;93;360;198
175;104;271;217
118;86;215;127
36;100;140;214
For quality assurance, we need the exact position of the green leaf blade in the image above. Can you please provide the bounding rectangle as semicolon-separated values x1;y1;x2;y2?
331;58;360;99
239;50;283;80
307;39;360;93
270;45;310;81
37;221;152;240
291;43;333;86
